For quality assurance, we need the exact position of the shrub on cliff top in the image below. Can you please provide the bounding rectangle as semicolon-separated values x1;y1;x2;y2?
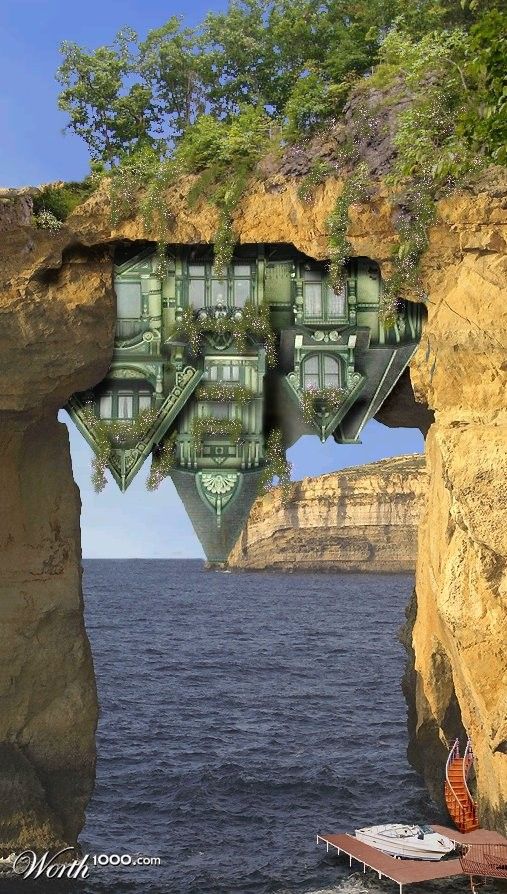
32;179;97;221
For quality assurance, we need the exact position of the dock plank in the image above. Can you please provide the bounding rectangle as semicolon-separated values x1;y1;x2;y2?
431;824;507;846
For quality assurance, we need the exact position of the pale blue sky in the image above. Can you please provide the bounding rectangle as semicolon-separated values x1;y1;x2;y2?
4;1;423;557
61;413;423;558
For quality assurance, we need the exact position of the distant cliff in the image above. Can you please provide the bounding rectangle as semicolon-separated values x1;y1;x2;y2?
229;455;427;572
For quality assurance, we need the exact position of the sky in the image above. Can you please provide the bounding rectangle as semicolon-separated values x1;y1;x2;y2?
3;0;424;557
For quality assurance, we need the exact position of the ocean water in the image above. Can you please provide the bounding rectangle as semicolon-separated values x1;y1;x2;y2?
4;561;502;893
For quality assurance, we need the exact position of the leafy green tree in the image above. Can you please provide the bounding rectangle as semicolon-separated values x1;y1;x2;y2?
459;9;507;164
139;19;203;137
56;0;507;169
197;0;278;115
57;28;158;165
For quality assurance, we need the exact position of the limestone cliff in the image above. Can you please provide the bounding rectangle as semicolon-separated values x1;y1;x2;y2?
0;164;506;846
0;193;114;854
404;177;507;833
229;455;427;572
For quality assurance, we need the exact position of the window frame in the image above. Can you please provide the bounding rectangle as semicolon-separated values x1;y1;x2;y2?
205;362;243;384
96;386;154;420
183;261;256;310
301;266;347;323
114;279;146;339
301;353;343;391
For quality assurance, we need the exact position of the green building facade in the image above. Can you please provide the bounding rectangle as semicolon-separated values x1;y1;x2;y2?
67;243;423;564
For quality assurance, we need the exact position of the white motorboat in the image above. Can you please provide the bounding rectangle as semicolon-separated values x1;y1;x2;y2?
355;823;455;861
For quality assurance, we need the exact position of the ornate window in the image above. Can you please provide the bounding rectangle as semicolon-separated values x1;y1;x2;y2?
206;362;241;383
97;385;153;420
114;281;144;338
302;266;346;322
206;402;230;419
185;262;255;309
302;354;342;390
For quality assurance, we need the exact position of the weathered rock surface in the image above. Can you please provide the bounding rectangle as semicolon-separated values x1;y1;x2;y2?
229;455;427;572
405;177;507;832
0;419;99;854
0;163;506;845
0;213;114;854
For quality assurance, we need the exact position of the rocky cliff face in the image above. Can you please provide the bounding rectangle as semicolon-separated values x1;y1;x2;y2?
229;455;427;572
0;193;114;854
404;182;507;832
0;166;505;847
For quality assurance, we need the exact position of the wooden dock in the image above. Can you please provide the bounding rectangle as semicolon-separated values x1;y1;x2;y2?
318;825;507;892
317;832;464;893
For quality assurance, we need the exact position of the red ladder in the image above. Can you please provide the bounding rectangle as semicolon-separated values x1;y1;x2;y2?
445;738;479;832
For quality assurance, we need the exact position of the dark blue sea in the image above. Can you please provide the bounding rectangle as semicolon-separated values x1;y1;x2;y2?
6;561;502;893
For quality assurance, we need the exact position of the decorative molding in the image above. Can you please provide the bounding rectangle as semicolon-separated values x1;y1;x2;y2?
200;473;238;496
197;471;240;523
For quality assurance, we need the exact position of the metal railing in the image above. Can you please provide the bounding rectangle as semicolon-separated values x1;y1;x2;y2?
463;738;478;823
445;737;477;829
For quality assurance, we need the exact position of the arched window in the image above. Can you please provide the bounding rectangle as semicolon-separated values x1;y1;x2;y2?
302;354;342;390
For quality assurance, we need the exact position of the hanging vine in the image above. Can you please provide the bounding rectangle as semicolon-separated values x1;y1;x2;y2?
299;386;346;426
258;429;292;498
171;301;277;367
190;416;243;446
297;159;335;203
146;434;177;491
82;406;160;492
326;163;370;293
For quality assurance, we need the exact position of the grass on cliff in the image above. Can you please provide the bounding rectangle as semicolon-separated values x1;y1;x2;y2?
32;178;97;222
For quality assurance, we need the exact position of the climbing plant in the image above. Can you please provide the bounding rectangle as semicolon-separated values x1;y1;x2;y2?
190;415;243;446
146;434;177;490
196;383;255;403
57;2;507;334
326;163;370;294
109;106;270;272
299;386;346;426
258;429;292;498
297;160;336;204
172;301;277;367
82;405;160;492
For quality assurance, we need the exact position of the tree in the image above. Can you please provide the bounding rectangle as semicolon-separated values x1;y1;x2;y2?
56;0;507;169
459;8;507;164
139;19;204;137
57;28;159;166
